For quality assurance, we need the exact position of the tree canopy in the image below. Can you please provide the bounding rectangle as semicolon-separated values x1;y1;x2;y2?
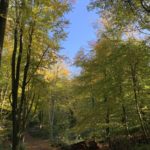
0;0;150;150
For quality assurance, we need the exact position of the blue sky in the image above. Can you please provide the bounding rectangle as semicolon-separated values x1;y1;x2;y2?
60;0;98;75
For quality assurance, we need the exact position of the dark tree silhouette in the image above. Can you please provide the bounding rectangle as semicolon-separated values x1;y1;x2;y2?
0;0;9;63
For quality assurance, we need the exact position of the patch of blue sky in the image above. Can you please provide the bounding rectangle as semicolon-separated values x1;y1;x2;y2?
60;0;99;76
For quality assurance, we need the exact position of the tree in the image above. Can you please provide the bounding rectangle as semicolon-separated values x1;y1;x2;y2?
0;0;9;63
31;61;75;143
6;0;70;149
73;37;150;146
88;0;150;36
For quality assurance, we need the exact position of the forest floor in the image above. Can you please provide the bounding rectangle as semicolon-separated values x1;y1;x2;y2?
2;132;149;150
25;133;59;150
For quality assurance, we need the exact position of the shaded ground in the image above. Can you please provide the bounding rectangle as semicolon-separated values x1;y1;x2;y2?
2;133;148;150
24;133;108;150
25;133;58;150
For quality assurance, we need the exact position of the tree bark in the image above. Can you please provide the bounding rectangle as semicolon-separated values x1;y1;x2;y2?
11;24;19;150
122;104;130;136
50;97;55;141
0;0;9;63
11;16;35;149
104;96;111;148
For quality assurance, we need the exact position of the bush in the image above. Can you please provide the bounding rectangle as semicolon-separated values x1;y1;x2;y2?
0;143;3;150
19;142;26;150
28;126;49;139
133;144;150;150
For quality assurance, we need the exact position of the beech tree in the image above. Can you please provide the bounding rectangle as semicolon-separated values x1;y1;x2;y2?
73;37;150;146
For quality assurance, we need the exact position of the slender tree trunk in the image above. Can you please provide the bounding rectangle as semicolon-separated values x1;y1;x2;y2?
130;64;148;139
11;24;19;150
122;104;130;136
104;97;110;148
50;98;55;141
49;67;59;141
0;0;9;63
39;110;43;128
106;106;110;137
119;84;130;136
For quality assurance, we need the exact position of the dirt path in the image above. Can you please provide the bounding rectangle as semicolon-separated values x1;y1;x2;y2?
25;133;59;150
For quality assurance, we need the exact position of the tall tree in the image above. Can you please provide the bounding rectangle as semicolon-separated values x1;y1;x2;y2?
9;0;70;149
88;0;150;36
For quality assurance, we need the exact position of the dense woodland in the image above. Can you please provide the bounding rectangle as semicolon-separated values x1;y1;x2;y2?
0;0;150;150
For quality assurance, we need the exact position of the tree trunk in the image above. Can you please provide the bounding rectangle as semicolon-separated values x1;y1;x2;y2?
0;0;9;63
104;97;111;148
119;84;130;136
11;24;19;150
11;16;34;149
106;106;110;137
130;64;148;139
50;98;55;141
122;104;130;136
